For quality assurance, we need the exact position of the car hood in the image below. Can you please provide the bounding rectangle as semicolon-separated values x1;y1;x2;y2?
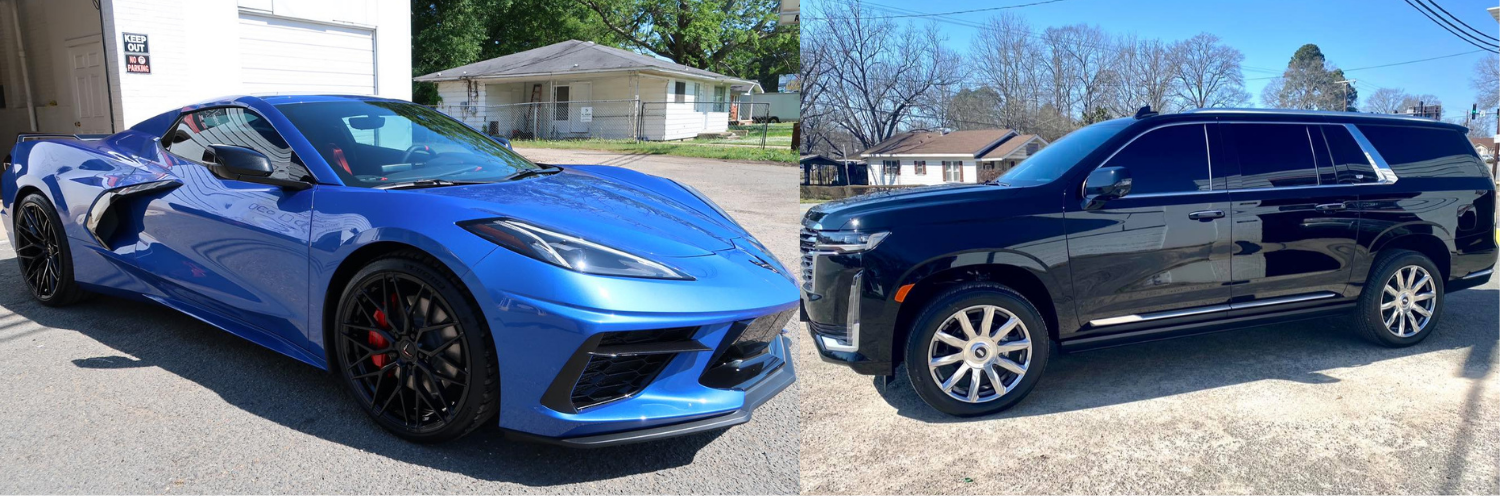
806;182;1003;230
415;166;745;258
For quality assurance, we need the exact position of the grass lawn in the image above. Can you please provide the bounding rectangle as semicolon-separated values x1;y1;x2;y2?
519;138;797;163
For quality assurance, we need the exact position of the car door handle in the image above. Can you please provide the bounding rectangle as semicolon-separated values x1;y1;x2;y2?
1314;202;1348;212
1188;210;1225;220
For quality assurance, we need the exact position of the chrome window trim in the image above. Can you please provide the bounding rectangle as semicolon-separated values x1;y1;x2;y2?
1088;291;1338;327
1342;123;1399;185
1083;119;1400;201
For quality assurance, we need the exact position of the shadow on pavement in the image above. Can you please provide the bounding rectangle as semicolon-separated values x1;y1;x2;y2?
874;288;1497;424
0;256;722;486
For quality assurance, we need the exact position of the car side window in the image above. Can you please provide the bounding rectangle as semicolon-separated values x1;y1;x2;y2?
1227;123;1319;189
164;107;312;182
1356;124;1488;178
1320;125;1378;184
1104;123;1211;196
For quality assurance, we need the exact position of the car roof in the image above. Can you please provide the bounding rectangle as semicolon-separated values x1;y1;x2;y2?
1167;108;1466;130
185;93;408;108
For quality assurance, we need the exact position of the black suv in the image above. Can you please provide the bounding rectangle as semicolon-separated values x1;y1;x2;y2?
801;109;1497;416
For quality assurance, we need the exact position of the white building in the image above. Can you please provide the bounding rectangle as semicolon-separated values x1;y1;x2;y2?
414;40;763;141
860;129;1047;186
0;0;411;147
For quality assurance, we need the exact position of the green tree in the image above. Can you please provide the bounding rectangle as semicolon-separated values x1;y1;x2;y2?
1261;44;1356;111
577;0;798;91
411;0;619;104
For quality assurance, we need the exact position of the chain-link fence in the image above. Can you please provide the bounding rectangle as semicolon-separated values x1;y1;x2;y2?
430;99;785;149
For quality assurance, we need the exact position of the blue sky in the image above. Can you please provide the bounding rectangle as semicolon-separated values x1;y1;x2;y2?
828;0;1498;117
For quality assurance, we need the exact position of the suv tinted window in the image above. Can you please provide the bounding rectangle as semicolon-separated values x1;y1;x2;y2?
1104;123;1210;195
1356;124;1486;178
1320;125;1378;184
165;107;311;181
1227;123;1318;189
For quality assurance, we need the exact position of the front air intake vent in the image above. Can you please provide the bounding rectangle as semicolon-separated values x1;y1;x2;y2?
541;327;709;413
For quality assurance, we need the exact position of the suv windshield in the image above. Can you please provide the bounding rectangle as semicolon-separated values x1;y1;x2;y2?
275;100;544;188
997;119;1132;186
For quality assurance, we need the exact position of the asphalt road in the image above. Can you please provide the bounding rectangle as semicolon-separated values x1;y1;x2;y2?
797;236;1500;493
0;149;799;494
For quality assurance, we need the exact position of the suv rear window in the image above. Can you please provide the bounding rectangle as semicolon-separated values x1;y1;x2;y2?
1226;123;1318;189
1356;124;1486;178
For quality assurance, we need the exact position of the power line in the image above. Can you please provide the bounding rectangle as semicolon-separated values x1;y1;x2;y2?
1246;49;1488;81
806;0;1070;21
1420;0;1499;42
1401;0;1499;53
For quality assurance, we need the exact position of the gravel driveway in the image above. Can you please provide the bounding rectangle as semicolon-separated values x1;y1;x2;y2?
0;148;799;494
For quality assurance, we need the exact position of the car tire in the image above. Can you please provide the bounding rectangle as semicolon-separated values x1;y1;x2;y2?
1356;249;1444;347
904;282;1049;416
332;250;499;443
14;193;88;306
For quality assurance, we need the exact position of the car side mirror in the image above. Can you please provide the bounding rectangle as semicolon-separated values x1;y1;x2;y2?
494;136;513;150
203;145;311;190
1084;166;1131;210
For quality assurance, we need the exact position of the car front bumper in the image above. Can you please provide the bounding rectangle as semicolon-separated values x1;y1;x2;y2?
503;331;795;448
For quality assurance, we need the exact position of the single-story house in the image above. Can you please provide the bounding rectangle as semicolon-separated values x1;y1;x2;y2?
859;129;1047;186
414;40;762;141
1471;137;1495;165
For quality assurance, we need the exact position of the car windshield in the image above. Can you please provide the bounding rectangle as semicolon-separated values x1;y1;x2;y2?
996;119;1132;186
275;100;544;188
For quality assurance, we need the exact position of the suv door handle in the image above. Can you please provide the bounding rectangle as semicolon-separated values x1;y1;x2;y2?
1188;210;1225;220
1315;202;1348;212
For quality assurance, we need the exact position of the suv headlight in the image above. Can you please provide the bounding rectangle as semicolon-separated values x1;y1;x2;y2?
463;219;692;280
814;230;890;253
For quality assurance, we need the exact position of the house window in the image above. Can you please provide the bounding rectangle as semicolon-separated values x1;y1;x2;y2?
694;82;704;111
713;85;727;112
883;160;900;176
913;160;926;175
554;85;570;121
674;81;687;103
979;161;995;170
1026;142;1040;155
942;161;963;182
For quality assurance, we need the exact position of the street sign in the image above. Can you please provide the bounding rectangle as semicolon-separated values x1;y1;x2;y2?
126;54;151;74
580;107;593;123
122;33;149;54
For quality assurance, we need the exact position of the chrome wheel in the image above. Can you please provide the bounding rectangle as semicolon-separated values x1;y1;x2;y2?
1380;265;1436;337
927;305;1032;403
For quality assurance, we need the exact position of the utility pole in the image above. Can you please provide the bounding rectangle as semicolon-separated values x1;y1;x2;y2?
1334;80;1356;112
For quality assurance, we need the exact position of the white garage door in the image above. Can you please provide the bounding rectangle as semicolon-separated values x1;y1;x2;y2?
238;14;375;95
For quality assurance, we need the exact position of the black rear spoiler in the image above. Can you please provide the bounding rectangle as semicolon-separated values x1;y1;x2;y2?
17;133;108;142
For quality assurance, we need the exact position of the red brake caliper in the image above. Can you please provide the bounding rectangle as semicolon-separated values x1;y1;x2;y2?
369;307;391;367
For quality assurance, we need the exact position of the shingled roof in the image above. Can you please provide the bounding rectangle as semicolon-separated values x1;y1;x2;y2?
859;129;1041;159
413;40;760;91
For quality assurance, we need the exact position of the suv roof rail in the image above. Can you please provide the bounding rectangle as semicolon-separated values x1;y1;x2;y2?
1134;106;1159;119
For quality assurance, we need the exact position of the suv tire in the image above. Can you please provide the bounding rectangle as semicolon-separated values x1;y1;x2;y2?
1356;249;1444;347
904;282;1049;416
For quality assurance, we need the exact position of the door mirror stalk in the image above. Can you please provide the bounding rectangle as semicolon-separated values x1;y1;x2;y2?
203;145;311;190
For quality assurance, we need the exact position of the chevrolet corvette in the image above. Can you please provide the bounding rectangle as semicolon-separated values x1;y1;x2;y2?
2;95;796;446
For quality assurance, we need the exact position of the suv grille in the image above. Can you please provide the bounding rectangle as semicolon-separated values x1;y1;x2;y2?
808;321;849;341
800;228;817;290
566;327;698;411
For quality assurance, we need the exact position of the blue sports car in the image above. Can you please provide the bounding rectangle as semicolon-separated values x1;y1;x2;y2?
2;95;796;446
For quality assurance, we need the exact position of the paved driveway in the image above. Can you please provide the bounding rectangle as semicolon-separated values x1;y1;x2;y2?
798;268;1498;493
0;149;799;494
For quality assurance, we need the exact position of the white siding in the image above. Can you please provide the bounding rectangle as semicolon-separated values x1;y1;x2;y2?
865;157;979;186
641;75;729;141
238;14;375;95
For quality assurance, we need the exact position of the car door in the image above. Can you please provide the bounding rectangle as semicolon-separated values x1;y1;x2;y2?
135;106;317;351
1065;122;1235;332
1221;122;1361;307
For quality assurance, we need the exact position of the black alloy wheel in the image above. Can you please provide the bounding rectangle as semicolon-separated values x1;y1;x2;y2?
14;195;85;306
334;255;497;443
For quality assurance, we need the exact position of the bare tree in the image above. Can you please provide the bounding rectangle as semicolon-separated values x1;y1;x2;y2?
1111;35;1179;115
971;13;1047;131
1470;55;1498;137
1363;87;1409;114
803;0;964;155
1171;33;1249;109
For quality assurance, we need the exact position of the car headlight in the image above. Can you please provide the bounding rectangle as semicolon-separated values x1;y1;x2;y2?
814;230;890;253
462;219;692;280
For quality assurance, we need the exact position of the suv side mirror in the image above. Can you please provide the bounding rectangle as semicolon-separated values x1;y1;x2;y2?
203;145;311;190
1084;166;1131;210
